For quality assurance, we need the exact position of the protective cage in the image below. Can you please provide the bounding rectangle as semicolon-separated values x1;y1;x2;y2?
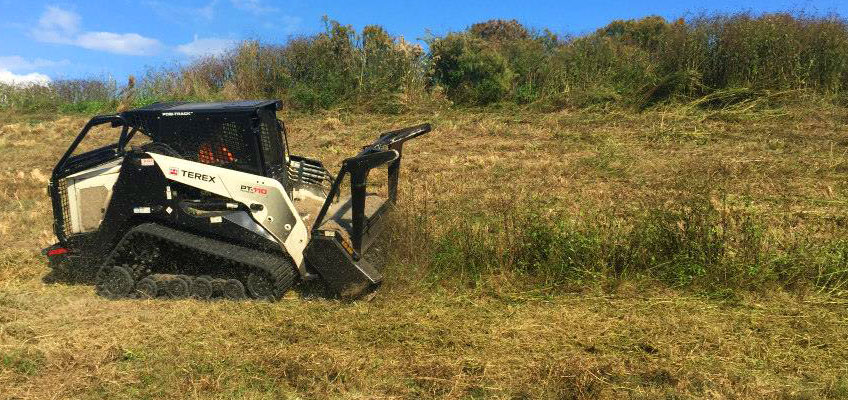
123;100;284;176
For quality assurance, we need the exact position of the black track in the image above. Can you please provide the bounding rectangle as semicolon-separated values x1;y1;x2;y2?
97;223;297;301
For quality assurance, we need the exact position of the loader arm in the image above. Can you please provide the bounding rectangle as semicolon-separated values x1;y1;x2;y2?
312;123;431;258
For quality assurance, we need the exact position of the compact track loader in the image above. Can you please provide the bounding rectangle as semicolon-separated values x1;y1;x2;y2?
42;100;430;301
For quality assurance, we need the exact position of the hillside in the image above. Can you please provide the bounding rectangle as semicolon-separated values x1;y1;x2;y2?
4;13;848;115
1;103;847;398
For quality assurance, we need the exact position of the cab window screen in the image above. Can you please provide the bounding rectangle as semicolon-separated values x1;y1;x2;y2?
156;114;260;174
259;112;284;171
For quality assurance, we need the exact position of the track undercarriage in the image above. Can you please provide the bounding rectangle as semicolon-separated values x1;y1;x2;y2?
95;223;297;300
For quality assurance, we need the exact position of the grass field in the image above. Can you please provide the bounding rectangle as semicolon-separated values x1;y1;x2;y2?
2;102;848;398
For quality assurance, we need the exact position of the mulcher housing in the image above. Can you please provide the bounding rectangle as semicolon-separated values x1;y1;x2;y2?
44;100;430;300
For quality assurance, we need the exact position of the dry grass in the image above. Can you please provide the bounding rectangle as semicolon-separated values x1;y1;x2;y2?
2;105;848;398
2;281;847;399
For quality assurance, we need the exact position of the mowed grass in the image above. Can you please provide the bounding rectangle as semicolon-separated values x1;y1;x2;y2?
2;277;847;399
2;104;848;398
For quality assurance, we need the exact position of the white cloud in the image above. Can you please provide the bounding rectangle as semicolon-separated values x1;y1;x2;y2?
176;36;237;57
32;6;163;56
75;32;163;56
0;56;70;71
230;0;278;14
34;6;80;41
0;68;50;86
0;55;68;86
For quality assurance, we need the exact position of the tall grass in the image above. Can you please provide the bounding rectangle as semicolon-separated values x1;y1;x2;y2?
386;195;848;297
430;13;848;108
1;12;848;113
0;79;116;113
132;18;426;113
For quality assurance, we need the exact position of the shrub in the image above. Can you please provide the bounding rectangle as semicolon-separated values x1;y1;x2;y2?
130;18;425;113
6;12;848;113
430;13;848;109
429;33;514;105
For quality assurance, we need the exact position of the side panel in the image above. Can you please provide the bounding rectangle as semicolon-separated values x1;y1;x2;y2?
146;153;309;268
64;161;122;234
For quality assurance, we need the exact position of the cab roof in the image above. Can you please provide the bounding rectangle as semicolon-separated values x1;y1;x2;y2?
117;99;283;147
119;100;283;138
116;100;285;175
122;100;282;117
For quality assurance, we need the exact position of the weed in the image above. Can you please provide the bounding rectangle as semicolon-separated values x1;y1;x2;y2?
1;349;44;376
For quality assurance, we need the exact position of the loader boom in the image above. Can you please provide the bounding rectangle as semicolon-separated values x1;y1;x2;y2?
313;123;432;258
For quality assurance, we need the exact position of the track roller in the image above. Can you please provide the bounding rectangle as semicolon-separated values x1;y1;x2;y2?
165;275;190;298
190;276;214;300
210;278;226;297
95;265;135;299
134;276;159;298
177;274;192;288
222;279;246;300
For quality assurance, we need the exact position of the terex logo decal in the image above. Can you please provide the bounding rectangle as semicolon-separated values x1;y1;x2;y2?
182;170;217;183
240;185;268;195
168;167;216;182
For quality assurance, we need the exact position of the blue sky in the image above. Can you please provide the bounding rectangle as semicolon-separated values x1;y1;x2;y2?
1;0;846;85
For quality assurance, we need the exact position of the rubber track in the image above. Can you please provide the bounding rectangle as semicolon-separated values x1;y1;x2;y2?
110;223;296;300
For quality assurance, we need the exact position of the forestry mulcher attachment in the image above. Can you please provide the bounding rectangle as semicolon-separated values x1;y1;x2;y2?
43;100;430;301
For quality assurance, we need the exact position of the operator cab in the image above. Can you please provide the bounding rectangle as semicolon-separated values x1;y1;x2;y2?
49;100;332;240
123;101;334;219
124;100;298;191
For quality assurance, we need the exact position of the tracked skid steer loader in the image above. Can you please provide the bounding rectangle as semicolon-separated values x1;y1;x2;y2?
42;100;430;301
